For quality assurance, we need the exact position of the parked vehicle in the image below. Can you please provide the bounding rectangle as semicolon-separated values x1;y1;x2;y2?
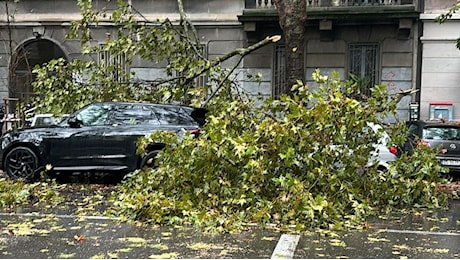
313;122;398;173
0;101;204;181
403;119;460;173
367;122;398;172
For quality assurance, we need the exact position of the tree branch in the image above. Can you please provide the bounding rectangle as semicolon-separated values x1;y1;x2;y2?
150;35;281;101
392;88;418;104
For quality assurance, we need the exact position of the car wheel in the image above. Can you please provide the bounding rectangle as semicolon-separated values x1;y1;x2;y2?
4;147;40;181
140;151;159;169
376;167;387;175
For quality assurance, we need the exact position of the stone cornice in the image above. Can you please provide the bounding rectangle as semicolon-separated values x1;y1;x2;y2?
420;13;460;20
0;13;242;25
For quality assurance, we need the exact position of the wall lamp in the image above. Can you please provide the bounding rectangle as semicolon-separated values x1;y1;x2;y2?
32;26;45;38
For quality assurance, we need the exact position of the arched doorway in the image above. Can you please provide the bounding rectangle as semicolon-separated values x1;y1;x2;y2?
10;39;67;100
1;39;67;132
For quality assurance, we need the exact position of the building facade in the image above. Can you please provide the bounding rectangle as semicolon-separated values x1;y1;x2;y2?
0;0;458;121
420;0;460;120
0;0;249;101
239;0;421;122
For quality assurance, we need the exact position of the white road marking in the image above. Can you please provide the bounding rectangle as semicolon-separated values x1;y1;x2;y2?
271;234;300;259
384;229;460;236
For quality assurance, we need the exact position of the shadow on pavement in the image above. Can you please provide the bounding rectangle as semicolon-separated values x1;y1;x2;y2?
44;171;127;185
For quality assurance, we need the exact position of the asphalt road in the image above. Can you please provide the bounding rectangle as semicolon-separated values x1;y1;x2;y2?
0;172;459;258
1;202;459;258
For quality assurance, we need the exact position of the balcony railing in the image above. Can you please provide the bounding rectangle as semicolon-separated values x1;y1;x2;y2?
247;0;414;9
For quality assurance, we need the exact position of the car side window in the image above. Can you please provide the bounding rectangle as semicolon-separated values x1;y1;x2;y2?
112;104;159;125
153;106;196;125
76;104;111;126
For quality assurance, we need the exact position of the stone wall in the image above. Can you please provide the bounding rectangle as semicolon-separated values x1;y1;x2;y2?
420;1;460;120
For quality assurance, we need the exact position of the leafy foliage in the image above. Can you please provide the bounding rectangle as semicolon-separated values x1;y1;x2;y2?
0;177;65;208
109;70;448;232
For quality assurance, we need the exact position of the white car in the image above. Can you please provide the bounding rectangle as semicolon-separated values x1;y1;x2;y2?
367;122;398;171
324;122;398;173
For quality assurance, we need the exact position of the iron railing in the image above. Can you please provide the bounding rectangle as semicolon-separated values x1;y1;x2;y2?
246;0;415;9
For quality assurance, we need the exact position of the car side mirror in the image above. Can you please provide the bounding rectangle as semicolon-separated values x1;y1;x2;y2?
67;116;83;128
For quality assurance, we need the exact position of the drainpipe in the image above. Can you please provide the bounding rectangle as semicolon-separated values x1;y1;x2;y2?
414;0;423;120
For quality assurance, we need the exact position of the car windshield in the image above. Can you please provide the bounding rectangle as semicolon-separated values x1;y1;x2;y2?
423;126;460;140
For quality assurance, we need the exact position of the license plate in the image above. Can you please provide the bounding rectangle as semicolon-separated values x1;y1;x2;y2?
441;159;460;166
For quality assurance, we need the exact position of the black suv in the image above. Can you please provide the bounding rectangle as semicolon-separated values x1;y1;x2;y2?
404;120;460;173
0;102;204;181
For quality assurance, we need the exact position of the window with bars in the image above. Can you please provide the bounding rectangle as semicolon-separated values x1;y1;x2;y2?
99;44;128;82
175;44;208;87
273;44;286;98
348;43;380;97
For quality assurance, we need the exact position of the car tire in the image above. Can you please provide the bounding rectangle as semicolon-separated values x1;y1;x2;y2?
140;150;159;169
376;166;387;175
3;147;40;181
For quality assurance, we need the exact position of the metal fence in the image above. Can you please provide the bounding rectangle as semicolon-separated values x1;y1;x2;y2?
245;0;415;8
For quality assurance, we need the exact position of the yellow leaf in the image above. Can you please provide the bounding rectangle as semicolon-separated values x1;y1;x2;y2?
118;237;147;243
261;236;276;241
58;253;76;259
107;252;118;258
149;244;168;250
368;237;391;242
69;226;81;230
187;242;211;250
393;244;409;250
329;239;346;247
434;248;449;254
430;226;440;231
161;232;172;237
149;252;178;259
292;47;297;52
90;253;106;259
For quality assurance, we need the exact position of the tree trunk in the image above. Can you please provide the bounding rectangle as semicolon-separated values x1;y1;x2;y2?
273;0;307;95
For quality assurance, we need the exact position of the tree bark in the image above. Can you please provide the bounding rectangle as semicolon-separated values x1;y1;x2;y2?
273;0;307;95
